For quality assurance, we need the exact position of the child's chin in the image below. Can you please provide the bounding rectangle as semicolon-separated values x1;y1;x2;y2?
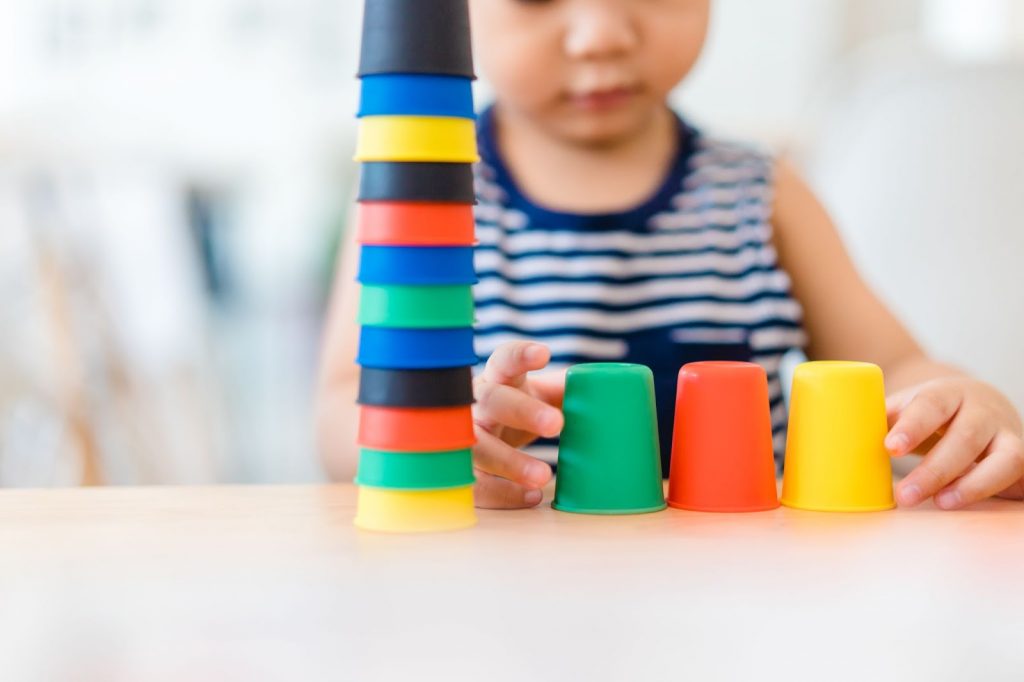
560;110;651;148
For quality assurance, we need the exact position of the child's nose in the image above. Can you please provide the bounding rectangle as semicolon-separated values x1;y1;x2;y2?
563;0;639;61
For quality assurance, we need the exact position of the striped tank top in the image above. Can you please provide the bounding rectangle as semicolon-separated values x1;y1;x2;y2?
471;106;807;471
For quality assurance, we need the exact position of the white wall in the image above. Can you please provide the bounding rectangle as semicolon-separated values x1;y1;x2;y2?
1;0;1021;483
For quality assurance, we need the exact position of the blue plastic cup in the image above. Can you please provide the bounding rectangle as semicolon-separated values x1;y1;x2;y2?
358;74;475;119
357;327;477;370
358;245;477;286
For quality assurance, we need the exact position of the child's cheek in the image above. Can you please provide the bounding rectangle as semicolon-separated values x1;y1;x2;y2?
498;58;564;112
638;14;708;94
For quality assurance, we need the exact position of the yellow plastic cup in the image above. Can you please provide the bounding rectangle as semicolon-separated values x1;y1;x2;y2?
354;484;477;533
781;361;895;512
354;116;479;163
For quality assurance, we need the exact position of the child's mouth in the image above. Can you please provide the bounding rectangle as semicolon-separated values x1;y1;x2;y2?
567;85;638;112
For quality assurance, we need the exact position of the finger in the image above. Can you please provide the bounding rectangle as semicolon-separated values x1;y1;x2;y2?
473;470;545;509
996;479;1024;500
884;387;962;456
895;408;996;507
529;370;567;409
885;388;915;425
480;342;550;386
473;381;563;437
473;428;553;489
934;432;1024;510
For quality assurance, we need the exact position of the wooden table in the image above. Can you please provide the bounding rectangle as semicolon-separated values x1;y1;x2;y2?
1;484;1022;682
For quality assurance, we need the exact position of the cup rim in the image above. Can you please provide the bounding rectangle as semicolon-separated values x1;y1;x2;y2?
779;499;896;513
357;404;476;451
357;74;476;119
357;366;475;407
357;245;478;286
353;484;477;533
666;499;780;513
354;447;475;491
357;162;477;204
550;501;667;515
355;116;479;163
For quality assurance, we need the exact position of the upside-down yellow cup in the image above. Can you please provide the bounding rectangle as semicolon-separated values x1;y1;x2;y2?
354;116;479;163
781;361;895;512
354;485;477;533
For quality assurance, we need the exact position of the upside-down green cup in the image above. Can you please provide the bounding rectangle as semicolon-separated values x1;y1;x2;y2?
553;363;667;514
357;283;475;328
355;448;475;491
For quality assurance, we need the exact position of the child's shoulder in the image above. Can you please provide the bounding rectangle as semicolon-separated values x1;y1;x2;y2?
685;123;776;184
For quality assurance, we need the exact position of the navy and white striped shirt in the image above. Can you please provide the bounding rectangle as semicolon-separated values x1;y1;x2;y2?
472;106;807;471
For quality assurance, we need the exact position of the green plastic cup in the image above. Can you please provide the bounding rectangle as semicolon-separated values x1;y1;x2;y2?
553;363;667;514
354;447;475;490
358;283;475;328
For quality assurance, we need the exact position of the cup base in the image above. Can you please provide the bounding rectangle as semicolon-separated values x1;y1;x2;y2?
551;501;667;515
354;485;477;533
354;517;478;533
667;500;780;513
780;498;896;513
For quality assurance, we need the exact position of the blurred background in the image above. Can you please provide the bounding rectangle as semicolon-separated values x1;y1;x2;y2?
0;0;1021;486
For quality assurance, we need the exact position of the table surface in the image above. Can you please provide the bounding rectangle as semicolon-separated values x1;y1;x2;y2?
1;483;1022;682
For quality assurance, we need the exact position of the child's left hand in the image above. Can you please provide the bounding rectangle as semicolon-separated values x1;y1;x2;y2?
885;377;1024;509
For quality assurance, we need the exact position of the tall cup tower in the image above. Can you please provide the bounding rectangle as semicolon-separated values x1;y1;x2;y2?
352;0;479;532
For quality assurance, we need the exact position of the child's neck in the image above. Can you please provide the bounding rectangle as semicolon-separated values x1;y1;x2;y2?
494;104;677;215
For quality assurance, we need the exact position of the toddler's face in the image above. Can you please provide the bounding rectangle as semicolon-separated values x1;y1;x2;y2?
470;0;710;146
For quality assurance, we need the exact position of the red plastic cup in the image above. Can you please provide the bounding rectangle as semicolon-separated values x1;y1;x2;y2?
667;361;779;512
356;201;476;246
357;405;476;452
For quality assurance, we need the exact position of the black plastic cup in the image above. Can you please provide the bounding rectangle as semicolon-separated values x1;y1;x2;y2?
358;0;475;79
357;162;476;204
358;366;475;408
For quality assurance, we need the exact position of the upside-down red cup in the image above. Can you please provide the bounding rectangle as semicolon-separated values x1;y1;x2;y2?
356;201;477;246
357;405;476;452
667;361;779;512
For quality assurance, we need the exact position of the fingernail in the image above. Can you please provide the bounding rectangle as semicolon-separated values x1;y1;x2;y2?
936;490;962;509
897;483;922;506
524;344;545;364
524;489;543;505
537;409;561;435
885;432;909;454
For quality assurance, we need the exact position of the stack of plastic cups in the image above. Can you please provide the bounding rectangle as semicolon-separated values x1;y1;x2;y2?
352;0;480;532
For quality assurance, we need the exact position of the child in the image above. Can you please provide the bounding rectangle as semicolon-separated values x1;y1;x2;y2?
318;0;1023;511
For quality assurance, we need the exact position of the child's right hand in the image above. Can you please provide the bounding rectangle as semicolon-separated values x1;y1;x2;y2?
472;341;563;509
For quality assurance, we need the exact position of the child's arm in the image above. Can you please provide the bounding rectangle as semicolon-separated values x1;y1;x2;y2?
771;160;1024;509
316;223;362;482
315;225;557;506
